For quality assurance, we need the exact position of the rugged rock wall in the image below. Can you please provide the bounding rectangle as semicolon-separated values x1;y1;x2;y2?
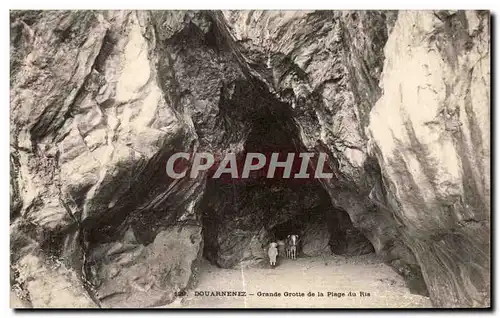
368;11;490;307
10;10;490;308
10;10;212;308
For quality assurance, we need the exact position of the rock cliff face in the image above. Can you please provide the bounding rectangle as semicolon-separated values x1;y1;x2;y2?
368;11;490;307
10;10;490;308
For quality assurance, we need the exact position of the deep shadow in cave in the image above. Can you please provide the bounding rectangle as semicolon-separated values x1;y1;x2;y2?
272;220;301;241
199;101;374;268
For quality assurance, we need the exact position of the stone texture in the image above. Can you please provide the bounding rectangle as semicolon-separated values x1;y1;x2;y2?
368;11;490;307
89;225;202;307
10;10;490;308
301;222;330;256
13;254;97;308
10;10;210;307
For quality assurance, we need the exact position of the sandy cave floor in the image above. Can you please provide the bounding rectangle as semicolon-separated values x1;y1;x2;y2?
163;253;433;308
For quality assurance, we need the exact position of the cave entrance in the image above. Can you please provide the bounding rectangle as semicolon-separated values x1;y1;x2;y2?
199;101;374;268
200;175;374;268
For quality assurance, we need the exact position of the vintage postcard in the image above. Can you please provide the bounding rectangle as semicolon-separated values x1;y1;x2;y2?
9;10;490;309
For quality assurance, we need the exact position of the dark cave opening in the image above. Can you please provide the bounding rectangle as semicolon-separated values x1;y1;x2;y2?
271;220;301;241
199;101;374;268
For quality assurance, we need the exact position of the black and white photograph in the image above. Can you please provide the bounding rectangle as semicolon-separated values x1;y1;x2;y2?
8;8;491;310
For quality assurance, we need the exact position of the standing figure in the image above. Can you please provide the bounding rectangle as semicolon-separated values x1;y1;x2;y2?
268;242;278;266
287;234;299;260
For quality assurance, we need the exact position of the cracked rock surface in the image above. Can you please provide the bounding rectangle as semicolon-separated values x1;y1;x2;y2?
10;10;490;308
